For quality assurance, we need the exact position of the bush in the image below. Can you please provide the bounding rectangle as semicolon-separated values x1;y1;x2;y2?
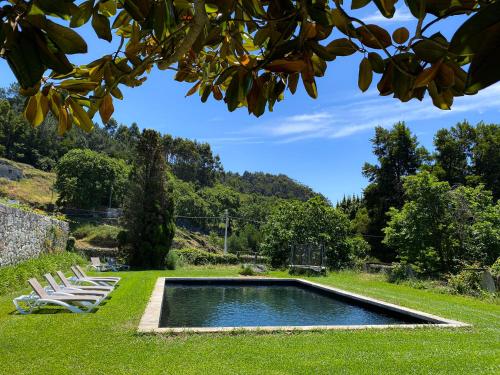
239;265;256;276
66;236;76;251
490;257;500;277
174;248;238;265
165;251;178;270
447;269;483;297
387;263;417;283
0;252;86;295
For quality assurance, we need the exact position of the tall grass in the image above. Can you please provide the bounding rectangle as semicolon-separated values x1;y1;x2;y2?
0;252;85;295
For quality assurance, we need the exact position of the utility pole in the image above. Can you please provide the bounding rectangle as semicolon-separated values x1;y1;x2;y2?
223;209;228;255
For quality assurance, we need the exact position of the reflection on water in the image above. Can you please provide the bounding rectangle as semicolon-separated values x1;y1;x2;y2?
159;284;422;328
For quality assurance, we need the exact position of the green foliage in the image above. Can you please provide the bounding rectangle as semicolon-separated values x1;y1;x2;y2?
346;235;370;260
165;251;178;271
0;86;140;170
122;130;175;269
164;135;223;187
72;223;121;247
433;121;500;200
174;248;238;266
3;0;499;133
490;258;500;277
261;196;351;269
55;148;129;208
384;172;500;275
222;171;316;201
239;264;256;276
200;183;241;218
0;252;85;295
228;224;262;253
363;123;429;261
447;269;484;297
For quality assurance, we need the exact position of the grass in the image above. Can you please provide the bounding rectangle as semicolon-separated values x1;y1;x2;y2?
0;158;56;207
0;267;499;374
0;253;86;295
72;223;122;248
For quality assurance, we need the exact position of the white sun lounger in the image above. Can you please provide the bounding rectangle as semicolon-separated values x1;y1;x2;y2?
72;266;120;286
13;278;101;314
43;273;109;300
56;271;114;292
90;257;111;272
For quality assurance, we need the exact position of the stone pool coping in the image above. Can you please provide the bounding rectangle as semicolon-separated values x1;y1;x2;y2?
137;277;470;333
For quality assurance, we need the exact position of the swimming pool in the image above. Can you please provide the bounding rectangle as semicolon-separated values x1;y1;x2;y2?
139;278;468;333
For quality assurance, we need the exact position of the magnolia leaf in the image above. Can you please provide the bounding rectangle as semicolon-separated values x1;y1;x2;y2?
357;25;392;49
414;61;442;88
92;13;112;42
301;71;318;99
185;81;201;97
67;97;94;131
326;38;358;56
43;19;88;54
392;27;409;44
358;58;373;92
99;93;114;123
368;52;384;73
436;63;455;88
99;0;117;17
265;59;307;73
412;39;447;63
110;87;123;100
57;105;69;135
288;73;299;94
205;3;218;13
372;0;397;18
212;86;223;101
351;0;371;10
70;0;94;28
24;94;44;127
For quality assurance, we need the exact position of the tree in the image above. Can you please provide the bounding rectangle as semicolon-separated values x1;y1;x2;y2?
433;122;500;199
163;135;223;187
260;196;350;269
384;172;500;275
362;122;428;261
121;129;175;269
222;171;316;201
2;1;499;133
433;121;475;187
55;148;130;208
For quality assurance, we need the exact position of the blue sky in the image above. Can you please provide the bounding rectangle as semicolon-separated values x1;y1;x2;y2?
1;4;499;202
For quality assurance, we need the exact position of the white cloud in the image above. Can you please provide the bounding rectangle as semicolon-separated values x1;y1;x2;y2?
239;83;500;144
362;7;415;23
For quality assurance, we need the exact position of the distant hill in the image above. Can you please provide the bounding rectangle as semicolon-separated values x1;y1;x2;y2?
222;171;317;201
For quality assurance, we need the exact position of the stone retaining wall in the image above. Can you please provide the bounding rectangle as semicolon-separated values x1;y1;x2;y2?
0;203;69;266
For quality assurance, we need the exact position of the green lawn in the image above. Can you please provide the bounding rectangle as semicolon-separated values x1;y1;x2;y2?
0;267;499;374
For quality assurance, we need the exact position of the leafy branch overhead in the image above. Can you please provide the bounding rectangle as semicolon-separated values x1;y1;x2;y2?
1;0;499;132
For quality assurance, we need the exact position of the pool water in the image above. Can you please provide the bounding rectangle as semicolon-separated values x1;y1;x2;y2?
159;281;427;328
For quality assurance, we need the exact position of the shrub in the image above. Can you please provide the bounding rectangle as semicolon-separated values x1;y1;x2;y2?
490;257;500;277
0;252;86;295
387;263;417;283
174;248;238;265
447;269;483;297
165;251;178;270
239;265;256;276
66;236;76;251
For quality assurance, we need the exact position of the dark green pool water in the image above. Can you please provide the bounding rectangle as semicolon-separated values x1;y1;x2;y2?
159;281;426;328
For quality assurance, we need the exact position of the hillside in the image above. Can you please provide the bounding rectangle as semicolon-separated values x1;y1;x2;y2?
0;158;57;207
222;171;316;201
